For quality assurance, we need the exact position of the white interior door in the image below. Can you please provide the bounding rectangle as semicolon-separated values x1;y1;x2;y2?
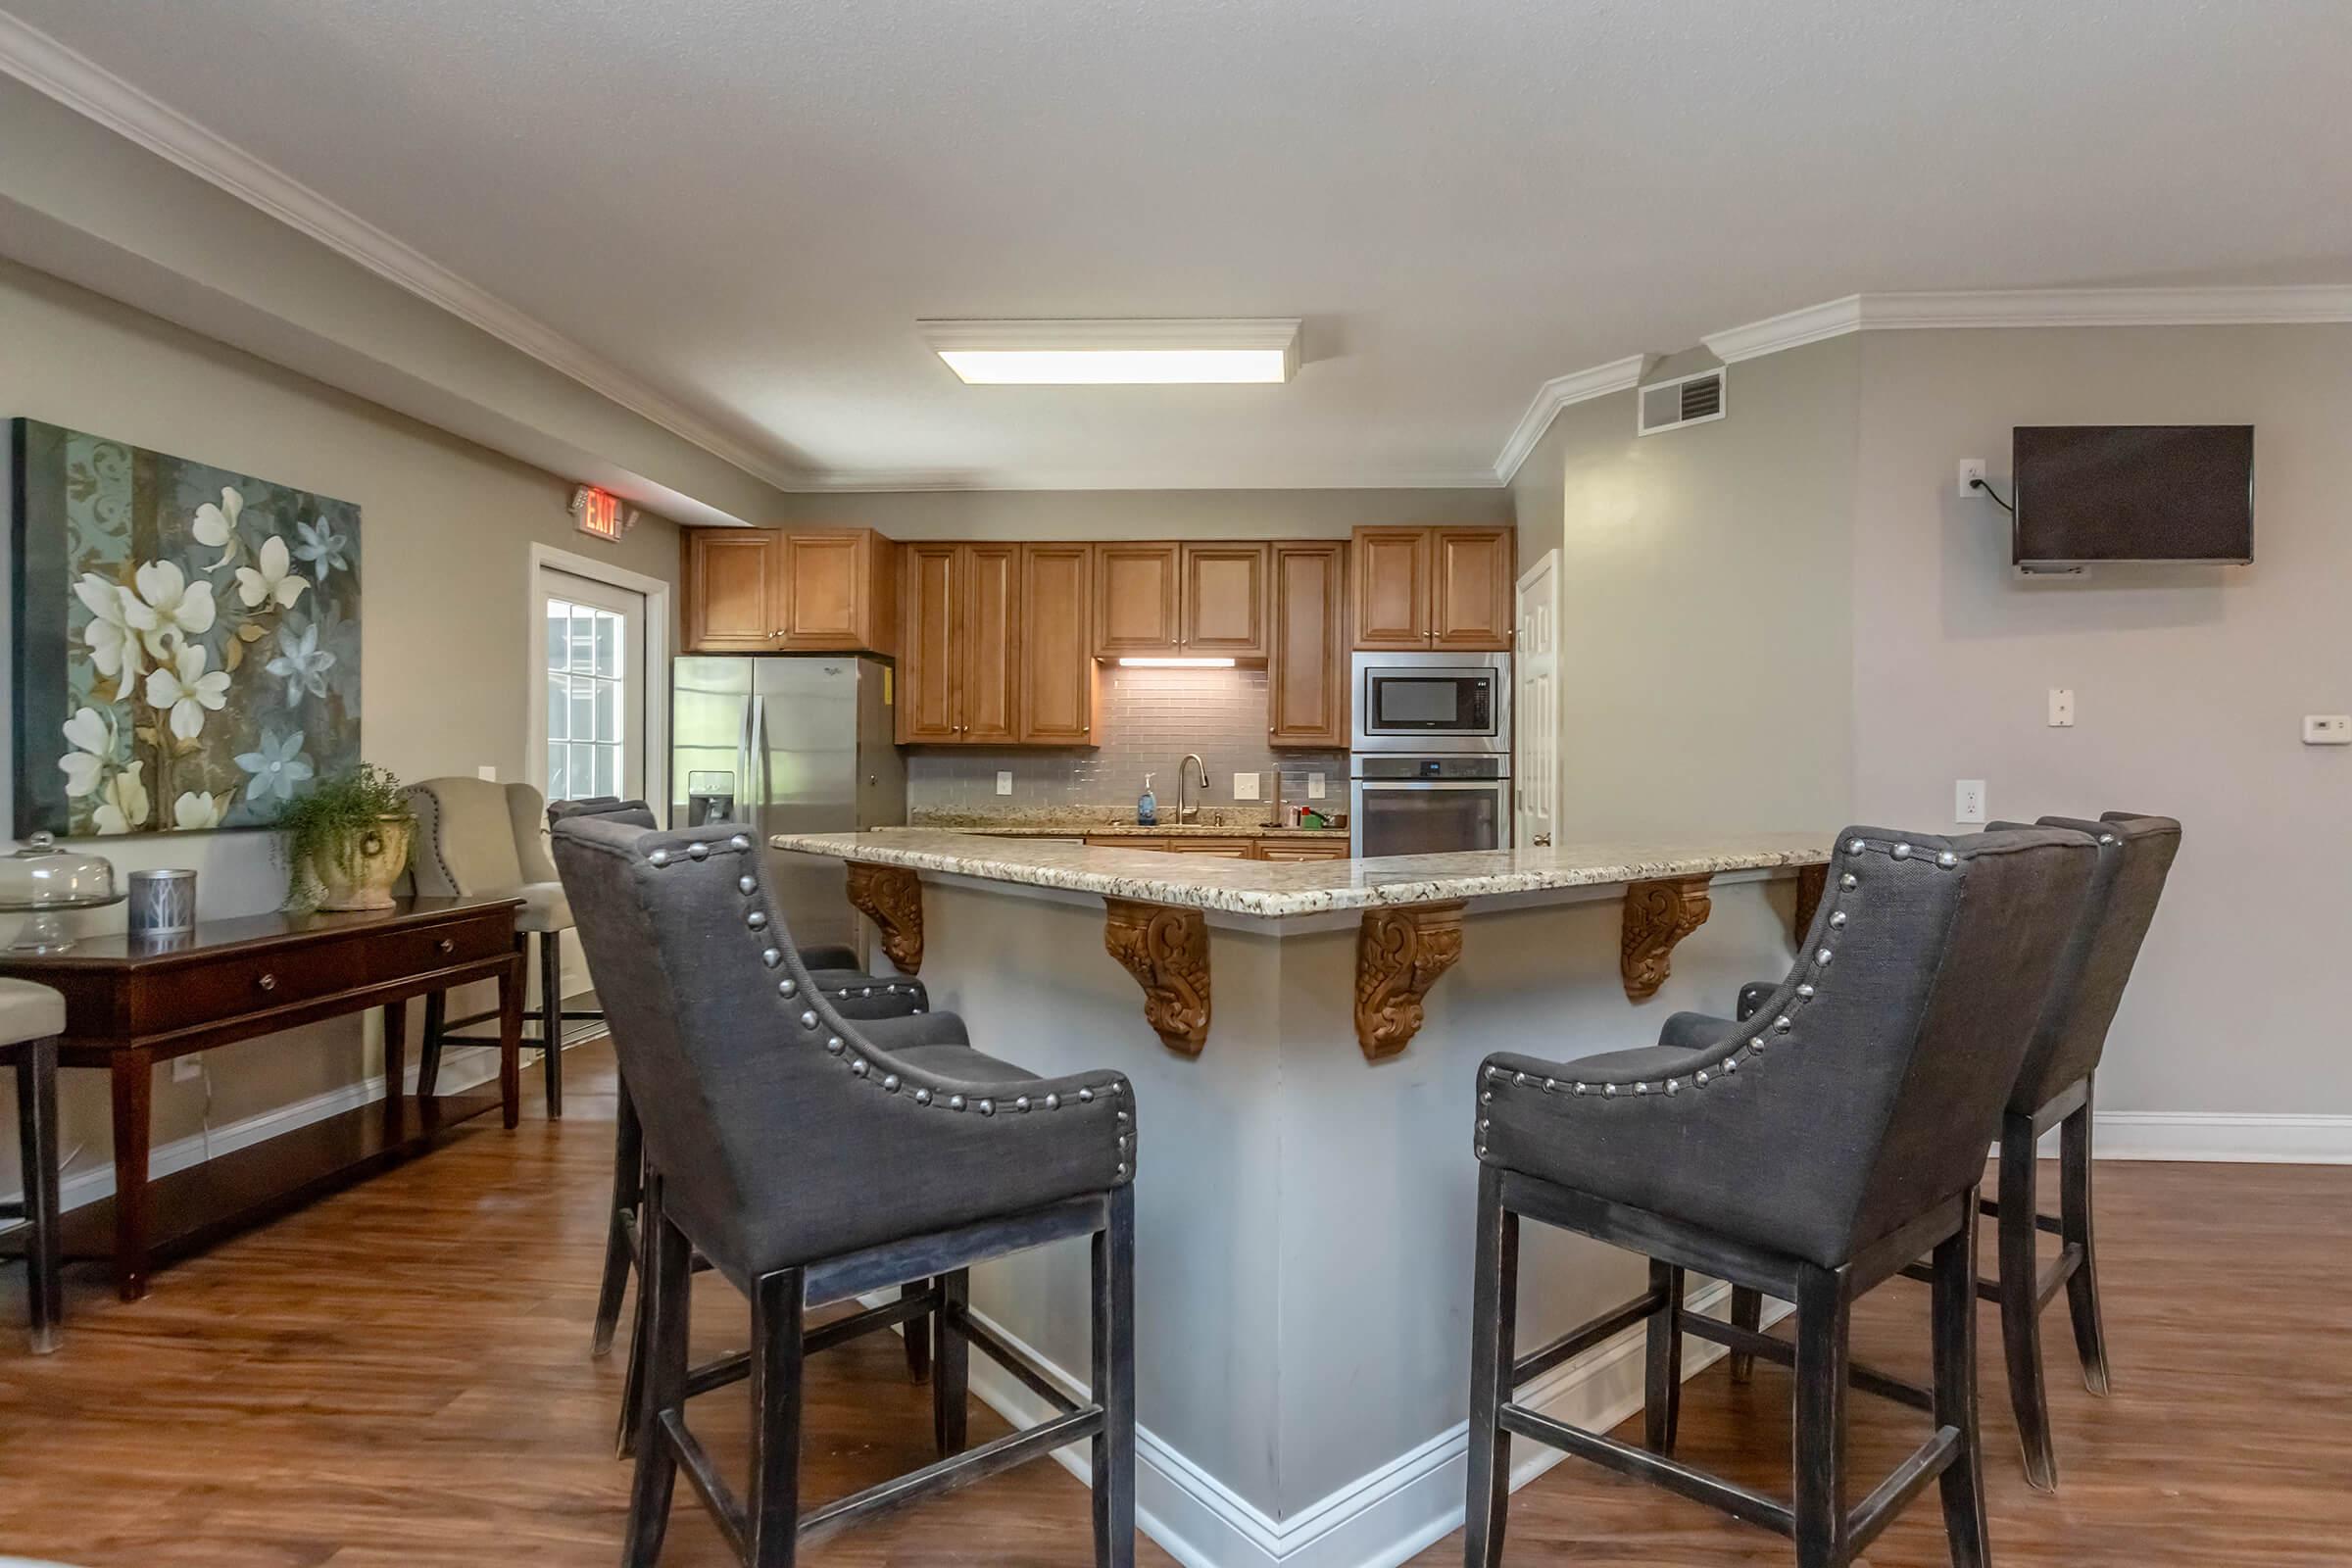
1514;551;1560;850
536;568;648;807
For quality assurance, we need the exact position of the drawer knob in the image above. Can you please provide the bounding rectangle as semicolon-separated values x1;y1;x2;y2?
437;937;455;954
257;972;278;992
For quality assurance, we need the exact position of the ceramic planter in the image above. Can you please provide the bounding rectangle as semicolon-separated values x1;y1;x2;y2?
310;814;414;911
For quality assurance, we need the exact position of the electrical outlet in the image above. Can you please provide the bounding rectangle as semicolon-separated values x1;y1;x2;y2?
475;764;497;782
1957;459;1986;499
172;1054;204;1083
2047;688;2076;727
995;770;1013;796
2303;714;2352;745
1233;771;1260;802
1954;779;1986;825
1306;773;1327;801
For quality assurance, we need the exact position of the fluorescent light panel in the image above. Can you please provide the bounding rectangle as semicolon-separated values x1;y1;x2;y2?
919;318;1300;385
1116;657;1237;667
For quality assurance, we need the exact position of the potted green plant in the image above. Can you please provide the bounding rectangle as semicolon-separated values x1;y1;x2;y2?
273;762;415;910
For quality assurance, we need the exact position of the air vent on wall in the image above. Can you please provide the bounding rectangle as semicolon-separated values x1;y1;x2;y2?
1638;368;1728;436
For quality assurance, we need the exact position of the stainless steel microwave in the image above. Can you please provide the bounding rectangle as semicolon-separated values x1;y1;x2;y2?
1349;652;1511;755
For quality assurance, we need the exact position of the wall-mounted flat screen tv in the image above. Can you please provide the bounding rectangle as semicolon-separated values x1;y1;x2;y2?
2012;425;2253;566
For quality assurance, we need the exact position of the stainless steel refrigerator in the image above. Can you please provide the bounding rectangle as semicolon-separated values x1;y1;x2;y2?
671;655;905;960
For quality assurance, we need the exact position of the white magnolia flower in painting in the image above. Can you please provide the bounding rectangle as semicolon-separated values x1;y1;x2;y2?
74;572;147;692
145;641;231;740
233;535;309;611
171;790;225;831
92;760;149;836
191;486;245;573
128;561;218;658
57;706;117;799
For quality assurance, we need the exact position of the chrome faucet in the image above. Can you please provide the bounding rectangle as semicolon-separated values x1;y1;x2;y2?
1177;754;1208;824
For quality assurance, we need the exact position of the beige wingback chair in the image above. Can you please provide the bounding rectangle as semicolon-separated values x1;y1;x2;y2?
404;776;596;1117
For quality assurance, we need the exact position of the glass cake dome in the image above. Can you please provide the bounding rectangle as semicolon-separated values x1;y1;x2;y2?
0;832;123;952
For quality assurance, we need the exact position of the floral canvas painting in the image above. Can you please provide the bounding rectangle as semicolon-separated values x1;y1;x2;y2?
10;419;361;837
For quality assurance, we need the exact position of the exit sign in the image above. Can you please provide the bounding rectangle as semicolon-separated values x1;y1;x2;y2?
570;486;632;542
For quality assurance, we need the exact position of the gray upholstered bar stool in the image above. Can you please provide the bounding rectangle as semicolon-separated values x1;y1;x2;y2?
405;775;598;1118
1;979;66;1352
554;813;1138;1568
1728;811;2180;1493
1463;826;2096;1568
547;797;942;1444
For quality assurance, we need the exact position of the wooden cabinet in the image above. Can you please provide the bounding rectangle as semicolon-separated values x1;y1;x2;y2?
1094;544;1181;656
895;543;1021;745
1349;525;1512;651
1076;834;1348;860
1267;541;1348;748
1017;544;1098;745
1166;836;1254;858
1256;842;1350;862
681;527;896;654
1180;545;1268;659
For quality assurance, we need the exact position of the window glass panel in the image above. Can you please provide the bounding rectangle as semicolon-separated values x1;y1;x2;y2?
545;604;569;669
593;677;616;742
547;674;570;741
568;679;595;744
547;743;568;800
594;612;620;678
570;608;596;673
594;745;618;799
568;744;595;796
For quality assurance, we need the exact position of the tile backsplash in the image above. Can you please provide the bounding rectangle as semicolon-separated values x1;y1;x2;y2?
905;663;1347;819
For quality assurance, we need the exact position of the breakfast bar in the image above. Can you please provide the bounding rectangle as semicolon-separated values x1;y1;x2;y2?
772;827;1831;1564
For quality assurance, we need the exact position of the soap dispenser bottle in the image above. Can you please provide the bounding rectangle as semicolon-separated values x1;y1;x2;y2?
1137;772;1158;827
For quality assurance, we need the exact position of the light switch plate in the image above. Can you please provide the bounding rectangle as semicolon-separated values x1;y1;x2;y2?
1954;779;1986;825
172;1054;204;1083
1306;773;1327;801
2047;688;2076;727
995;770;1013;796
476;764;498;782
1233;771;1260;802
2303;714;2352;745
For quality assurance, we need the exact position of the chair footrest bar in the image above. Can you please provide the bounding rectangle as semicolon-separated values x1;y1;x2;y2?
1680;1316;1934;1411
947;1304;1083;1416
1497;1402;1794;1537
660;1409;749;1560
684;1290;947;1399
1512;1288;1668;1388
2036;1244;2084;1309
1843;1425;1961;1557
798;1405;1103;1547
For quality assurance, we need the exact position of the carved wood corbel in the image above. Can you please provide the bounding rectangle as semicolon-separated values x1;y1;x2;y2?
845;863;924;975
1102;899;1211;1055
1791;862;1829;948
1354;902;1466;1060
1620;875;1713;1002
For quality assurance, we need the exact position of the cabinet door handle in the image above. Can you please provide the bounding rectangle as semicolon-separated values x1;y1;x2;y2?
257;972;278;992
437;937;455;955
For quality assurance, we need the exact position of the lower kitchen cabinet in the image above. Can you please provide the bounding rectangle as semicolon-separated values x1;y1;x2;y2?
1079;835;1348;860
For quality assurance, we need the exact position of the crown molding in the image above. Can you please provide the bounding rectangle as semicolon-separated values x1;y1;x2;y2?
1491;354;1653;485
0;9;806;491
1700;295;1867;364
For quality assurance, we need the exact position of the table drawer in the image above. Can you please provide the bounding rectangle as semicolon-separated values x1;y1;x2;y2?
365;913;514;986
132;942;365;1037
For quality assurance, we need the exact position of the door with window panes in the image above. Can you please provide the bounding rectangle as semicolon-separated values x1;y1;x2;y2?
540;569;648;805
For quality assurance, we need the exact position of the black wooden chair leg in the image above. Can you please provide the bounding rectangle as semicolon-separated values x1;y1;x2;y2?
1933;1191;1991;1568
1462;1165;1518;1568
902;1278;933;1383
1728;1285;1762;1385
1996;1115;2058;1492
536;931;564;1119
621;1175;691;1568
416;989;447;1099
615;1285;648;1460
1092;1184;1137;1568
592;1082;644;1359
748;1267;807;1568
1644;1259;1685;1454
933;1269;970;1457
16;1037;62;1354
2059;1086;2112;1396
1791;1262;1850;1568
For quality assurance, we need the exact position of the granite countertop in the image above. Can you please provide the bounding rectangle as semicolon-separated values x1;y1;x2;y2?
774;827;1835;919
909;810;1347;841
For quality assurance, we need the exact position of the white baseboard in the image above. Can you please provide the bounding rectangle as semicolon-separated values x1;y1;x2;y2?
2084;1111;2352;1164
958;1284;1790;1568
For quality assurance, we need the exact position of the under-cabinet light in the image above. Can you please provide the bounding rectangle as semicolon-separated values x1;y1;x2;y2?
1116;657;1239;668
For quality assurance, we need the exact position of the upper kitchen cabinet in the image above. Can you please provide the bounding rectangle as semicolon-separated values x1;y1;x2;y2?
1018;543;1098;745
1180;544;1268;660
1349;525;1513;651
1093;543;1181;656
1267;541;1348;748
895;542;1022;745
680;527;897;654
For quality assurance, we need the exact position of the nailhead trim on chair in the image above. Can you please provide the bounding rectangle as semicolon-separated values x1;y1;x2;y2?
638;833;1134;1184
1473;834;1960;1160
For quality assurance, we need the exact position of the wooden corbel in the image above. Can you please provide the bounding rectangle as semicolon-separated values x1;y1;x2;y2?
845;863;924;975
1102;898;1211;1055
1620;876;1713;1002
1354;902;1466;1060
1791;862;1829;948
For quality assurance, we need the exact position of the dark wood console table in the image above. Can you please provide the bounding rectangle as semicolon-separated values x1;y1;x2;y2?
0;895;522;1299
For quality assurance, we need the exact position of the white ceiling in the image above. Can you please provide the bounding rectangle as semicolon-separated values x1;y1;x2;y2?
7;0;2352;491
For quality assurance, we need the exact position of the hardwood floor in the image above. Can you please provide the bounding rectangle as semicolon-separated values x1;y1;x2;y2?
1;1040;2346;1566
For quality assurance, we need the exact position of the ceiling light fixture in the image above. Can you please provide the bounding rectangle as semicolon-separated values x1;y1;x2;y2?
1116;657;1238;668
918;318;1301;385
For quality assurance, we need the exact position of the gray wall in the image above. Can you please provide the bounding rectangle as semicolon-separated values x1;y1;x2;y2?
1512;337;1859;838
1851;324;2352;1116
